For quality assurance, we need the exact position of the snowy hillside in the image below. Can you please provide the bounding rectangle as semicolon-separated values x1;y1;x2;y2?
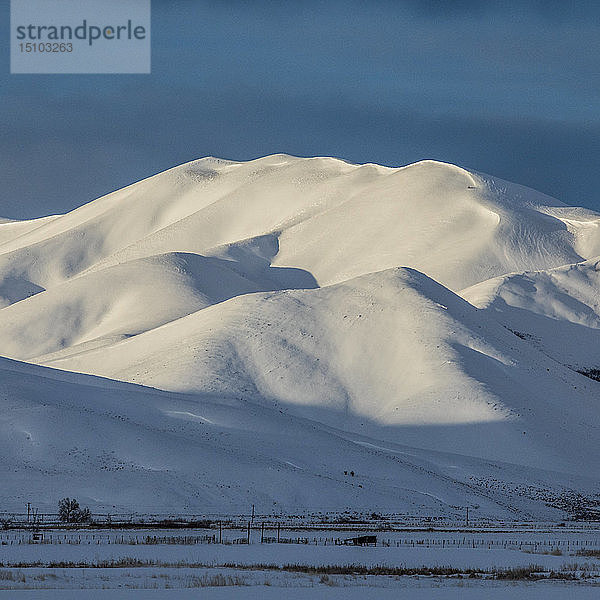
1;155;599;516
463;258;600;371
38;266;600;479
0;355;595;518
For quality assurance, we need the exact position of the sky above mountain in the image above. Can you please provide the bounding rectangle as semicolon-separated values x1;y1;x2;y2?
2;0;599;219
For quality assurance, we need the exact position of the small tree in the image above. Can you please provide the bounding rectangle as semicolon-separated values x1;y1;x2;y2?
76;506;91;523
58;498;91;523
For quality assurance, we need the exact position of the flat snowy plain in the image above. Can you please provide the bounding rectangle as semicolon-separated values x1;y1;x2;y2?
1;524;600;596
4;587;600;600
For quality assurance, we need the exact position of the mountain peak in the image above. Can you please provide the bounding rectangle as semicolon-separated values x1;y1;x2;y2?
2;155;600;514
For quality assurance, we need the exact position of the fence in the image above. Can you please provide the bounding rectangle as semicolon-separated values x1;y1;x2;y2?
1;530;599;552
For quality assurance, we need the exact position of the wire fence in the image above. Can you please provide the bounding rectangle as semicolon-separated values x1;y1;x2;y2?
1;530;599;552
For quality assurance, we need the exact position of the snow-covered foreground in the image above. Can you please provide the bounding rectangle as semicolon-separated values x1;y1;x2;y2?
1;155;600;519
1;570;600;598
1;530;600;596
0;537;598;570
3;584;600;599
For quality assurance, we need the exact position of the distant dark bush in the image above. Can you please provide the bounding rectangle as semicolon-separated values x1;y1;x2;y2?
576;549;600;557
576;368;600;382
58;498;91;523
495;565;545;580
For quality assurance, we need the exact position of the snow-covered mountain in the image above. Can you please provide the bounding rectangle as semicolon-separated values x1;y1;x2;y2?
463;257;600;371
1;155;599;517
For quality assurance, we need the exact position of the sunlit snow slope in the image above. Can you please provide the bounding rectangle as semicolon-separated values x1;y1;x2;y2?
1;155;599;515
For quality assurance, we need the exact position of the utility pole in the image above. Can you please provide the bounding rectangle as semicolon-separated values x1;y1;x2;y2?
219;520;222;544
27;503;31;524
251;504;255;526
246;521;251;545
466;506;469;527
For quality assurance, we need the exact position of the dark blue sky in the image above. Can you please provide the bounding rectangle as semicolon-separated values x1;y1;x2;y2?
2;1;599;219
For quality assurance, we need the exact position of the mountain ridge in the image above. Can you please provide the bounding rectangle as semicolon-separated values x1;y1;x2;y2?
1;155;599;516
